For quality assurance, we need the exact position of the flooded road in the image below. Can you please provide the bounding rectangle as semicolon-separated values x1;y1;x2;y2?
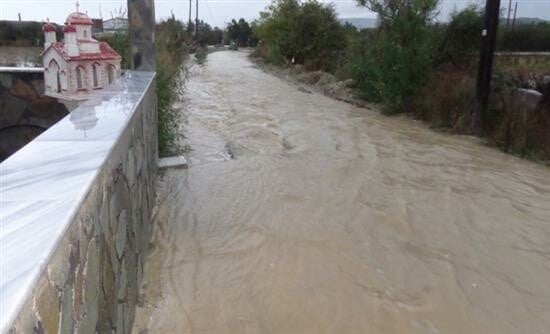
133;51;550;334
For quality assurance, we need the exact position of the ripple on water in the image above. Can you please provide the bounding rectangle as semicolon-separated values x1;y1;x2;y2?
133;51;550;334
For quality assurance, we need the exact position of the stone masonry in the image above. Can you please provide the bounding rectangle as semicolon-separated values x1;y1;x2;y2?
7;79;158;334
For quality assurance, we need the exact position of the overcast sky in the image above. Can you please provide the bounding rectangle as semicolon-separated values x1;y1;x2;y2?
0;0;548;27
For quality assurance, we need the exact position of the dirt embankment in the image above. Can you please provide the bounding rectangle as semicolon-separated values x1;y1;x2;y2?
251;56;372;108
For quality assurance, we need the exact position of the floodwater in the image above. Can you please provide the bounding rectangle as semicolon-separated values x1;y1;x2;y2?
132;51;550;334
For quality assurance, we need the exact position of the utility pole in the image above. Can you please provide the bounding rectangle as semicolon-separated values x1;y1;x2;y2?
128;0;156;71
511;2;518;31
506;0;512;30
475;0;501;131
195;0;199;37
188;0;192;26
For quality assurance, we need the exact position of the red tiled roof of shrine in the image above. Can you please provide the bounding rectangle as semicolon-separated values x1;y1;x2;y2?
63;25;76;33
42;23;56;32
65;12;93;26
42;42;121;61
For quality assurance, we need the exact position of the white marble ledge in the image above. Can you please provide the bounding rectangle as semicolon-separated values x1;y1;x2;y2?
0;70;155;333
0;67;44;73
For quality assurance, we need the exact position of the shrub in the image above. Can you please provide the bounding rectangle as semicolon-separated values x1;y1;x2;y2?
265;44;284;64
97;33;131;69
412;65;477;130
437;5;483;64
254;0;346;72
0;21;44;46
155;19;188;157
499;22;550;52
195;47;208;64
105;19;188;157
350;0;439;113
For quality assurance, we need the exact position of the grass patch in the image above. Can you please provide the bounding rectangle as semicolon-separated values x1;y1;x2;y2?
195;47;208;65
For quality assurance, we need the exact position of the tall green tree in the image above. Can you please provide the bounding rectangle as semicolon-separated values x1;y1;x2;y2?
255;0;345;71
438;5;484;64
227;18;253;46
351;0;439;113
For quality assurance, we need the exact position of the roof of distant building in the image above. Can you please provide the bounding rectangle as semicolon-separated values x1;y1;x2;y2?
63;24;76;33
103;17;128;30
42;23;56;32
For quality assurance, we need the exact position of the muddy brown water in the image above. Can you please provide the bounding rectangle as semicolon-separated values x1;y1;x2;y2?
132;51;550;334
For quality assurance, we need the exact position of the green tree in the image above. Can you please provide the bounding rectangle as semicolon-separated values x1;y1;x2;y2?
437;5;483;64
227;18;253;46
195;20;213;45
351;0;439;113
210;27;224;45
499;22;550;51
255;0;346;71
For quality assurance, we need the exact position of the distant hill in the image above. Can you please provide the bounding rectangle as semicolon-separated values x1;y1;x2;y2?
501;17;548;26
339;17;378;29
513;17;548;25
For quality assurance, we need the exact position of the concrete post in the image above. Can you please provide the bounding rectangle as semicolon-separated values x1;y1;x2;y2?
128;0;156;71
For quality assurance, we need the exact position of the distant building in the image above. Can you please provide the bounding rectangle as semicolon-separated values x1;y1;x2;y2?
41;11;121;101
103;17;128;32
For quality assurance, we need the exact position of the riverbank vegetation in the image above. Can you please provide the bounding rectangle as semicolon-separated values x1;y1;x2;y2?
251;0;550;162
254;0;346;72
99;17;191;157
155;19;189;157
0;21;45;46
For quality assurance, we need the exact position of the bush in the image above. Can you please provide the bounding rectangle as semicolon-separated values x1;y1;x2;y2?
195;47;208;64
0;21;44;46
155;19;188;157
266;44;283;64
412;65;477;129
499;22;550;51
97;33;131;69
254;0;346;72
105;19;188;157
437;5;483;64
350;0;439;113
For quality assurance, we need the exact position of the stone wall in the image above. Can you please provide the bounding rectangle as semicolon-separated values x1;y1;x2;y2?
5;73;157;334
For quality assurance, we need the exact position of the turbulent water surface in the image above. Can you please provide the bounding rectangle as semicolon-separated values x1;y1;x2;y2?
132;51;550;334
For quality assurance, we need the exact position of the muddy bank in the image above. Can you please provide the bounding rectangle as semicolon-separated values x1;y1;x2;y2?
250;56;370;108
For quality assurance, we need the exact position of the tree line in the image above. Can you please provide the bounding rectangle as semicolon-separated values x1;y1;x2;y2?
0;17;259;48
